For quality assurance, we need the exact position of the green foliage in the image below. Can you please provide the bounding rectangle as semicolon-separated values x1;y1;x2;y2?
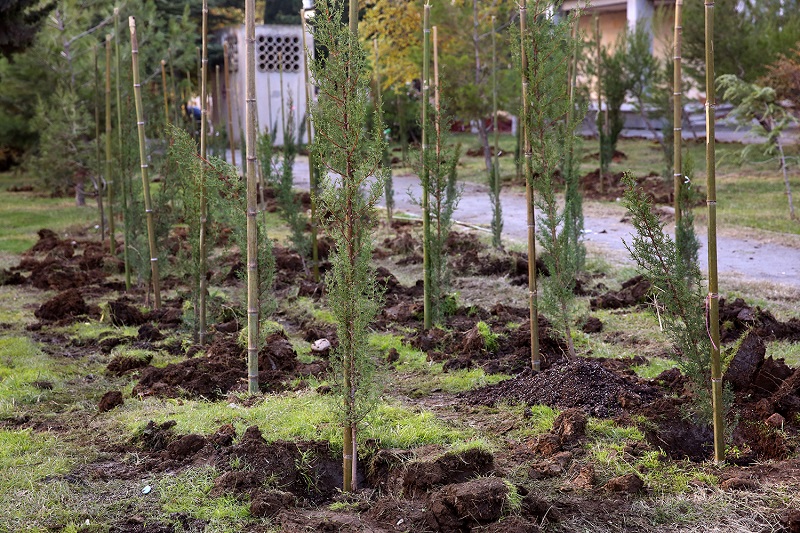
676;153;700;274
621;173;710;397
417;104;462;325
476;321;499;353
515;5;585;358
264;0;302;25
0;0;55;59
717;74;798;219
309;0;387;433
597;31;632;176
31;88;94;196
683;0;800;83
259;99;310;259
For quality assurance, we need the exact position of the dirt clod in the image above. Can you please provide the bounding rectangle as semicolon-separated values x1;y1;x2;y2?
426;477;508;532
98;391;124;412
34;289;89;321
402;447;495;498
604;473;644;493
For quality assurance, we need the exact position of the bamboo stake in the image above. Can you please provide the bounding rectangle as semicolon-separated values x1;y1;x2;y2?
105;35;115;255
215;64;223;151
374;38;392;225
595;15;605;194
168;48;179;125
245;0;259;394
301;9;320;282
223;41;237;168
94;44;106;241
433;26;440;146
433;25;444;291
129;16;161;310
161;60;169;130
114;7;131;290
199;0;209;346
704;0;724;464
520;1;539;372
491;15;501;249
674;0;683;225
422;4;432;331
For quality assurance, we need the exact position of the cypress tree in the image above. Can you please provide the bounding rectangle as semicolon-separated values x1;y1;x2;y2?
310;0;387;492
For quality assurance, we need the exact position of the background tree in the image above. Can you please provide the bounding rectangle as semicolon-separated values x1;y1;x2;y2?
264;0;302;25
0;0;56;59
717;75;797;220
683;0;800;82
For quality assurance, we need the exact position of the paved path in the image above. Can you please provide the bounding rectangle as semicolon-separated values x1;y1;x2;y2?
268;155;800;290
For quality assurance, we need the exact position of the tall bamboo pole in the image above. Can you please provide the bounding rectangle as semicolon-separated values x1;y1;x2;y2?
302;9;320;282
105;35;115;255
94;44;106;241
215;64;223;157
114;7;131;290
199;0;209;346
223;41;237;168
245;0;259;394
491;15;501;249
168;48;179;125
161;60;170;130
374;38;392;225
673;0;683;224
520;1;539;372
422;4;432;331
129;16;162;310
595;15;604;193
704;0;724;464
433;26;440;146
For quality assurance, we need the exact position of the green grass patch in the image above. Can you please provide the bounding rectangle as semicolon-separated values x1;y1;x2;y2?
0;337;58;414
158;467;252;530
0;172;96;254
632;357;677;379
766;340;800;368
113;392;471;451
0;428;82;531
435;368;509;394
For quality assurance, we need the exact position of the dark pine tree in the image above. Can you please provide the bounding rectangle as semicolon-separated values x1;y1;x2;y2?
0;0;55;59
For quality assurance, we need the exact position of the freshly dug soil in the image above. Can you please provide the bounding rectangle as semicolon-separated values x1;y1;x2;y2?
34;289;90;321
463;358;661;417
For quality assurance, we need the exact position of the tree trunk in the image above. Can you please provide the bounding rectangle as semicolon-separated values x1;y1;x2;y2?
778;141;796;219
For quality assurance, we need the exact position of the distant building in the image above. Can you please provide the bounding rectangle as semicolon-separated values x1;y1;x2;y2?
218;23;312;147
561;0;675;55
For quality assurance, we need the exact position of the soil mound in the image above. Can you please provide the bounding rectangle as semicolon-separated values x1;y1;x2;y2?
426;477;508;532
400;447;495;498
132;330;315;399
463;358;661;417
581;170;672;204
106;299;147;327
590;275;652;310
34;289;90;321
409;312;568;376
719;297;800;343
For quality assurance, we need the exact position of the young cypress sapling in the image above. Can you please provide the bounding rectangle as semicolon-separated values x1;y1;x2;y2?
516;1;585;359
309;0;387;492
